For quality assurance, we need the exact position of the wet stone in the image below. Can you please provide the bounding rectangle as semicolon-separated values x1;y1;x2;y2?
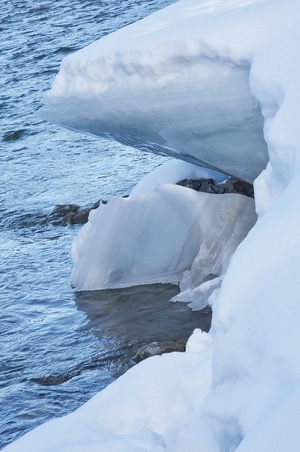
49;201;101;225
133;339;186;363
177;177;254;198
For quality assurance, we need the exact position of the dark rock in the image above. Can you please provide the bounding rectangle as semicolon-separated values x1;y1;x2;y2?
232;179;254;197
72;208;91;224
177;177;254;198
50;204;79;217
49;200;103;226
133;339;186;363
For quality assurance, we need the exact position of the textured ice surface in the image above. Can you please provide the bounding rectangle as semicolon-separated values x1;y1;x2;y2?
71;184;256;291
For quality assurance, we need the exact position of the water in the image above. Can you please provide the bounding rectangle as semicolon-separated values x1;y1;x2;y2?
1;1;211;449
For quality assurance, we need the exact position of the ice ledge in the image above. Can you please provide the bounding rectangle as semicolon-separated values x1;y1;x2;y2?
40;3;269;183
41;56;267;183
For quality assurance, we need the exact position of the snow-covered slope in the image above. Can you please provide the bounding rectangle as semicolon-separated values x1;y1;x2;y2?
6;0;300;451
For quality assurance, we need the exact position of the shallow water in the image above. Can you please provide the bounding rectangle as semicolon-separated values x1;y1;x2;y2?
76;285;211;352
0;0;212;449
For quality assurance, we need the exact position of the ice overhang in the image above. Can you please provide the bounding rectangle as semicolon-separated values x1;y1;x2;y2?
40;57;268;183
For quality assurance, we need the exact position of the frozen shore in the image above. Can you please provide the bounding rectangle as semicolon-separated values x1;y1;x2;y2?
6;0;300;450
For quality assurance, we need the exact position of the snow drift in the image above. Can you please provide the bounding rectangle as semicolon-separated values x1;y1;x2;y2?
6;0;300;451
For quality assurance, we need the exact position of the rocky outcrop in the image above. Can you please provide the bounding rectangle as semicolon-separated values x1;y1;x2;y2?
48;200;103;225
177;177;254;197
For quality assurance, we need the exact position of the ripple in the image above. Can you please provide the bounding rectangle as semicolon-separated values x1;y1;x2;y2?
2;129;27;141
0;0;177;449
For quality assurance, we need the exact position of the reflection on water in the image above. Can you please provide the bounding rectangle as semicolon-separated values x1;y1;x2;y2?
75;284;212;361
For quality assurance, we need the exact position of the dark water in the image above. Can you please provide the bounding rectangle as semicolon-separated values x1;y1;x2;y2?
76;285;211;351
0;0;211;449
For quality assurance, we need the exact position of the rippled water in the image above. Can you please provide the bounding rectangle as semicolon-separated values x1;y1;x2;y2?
1;0;211;449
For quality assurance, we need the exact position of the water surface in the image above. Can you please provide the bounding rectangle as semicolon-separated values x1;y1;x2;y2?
0;0;212;449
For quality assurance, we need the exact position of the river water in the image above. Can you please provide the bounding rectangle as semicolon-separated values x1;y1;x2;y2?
1;1;211;449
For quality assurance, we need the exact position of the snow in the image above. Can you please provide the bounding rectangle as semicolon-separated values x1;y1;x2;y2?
130;159;226;196
6;0;300;450
5;330;214;452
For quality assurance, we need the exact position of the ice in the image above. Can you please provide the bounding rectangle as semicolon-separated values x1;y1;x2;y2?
172;275;223;311
40;60;266;182
7;0;300;450
130;159;226;196
71;183;256;291
40;5;268;183
4;329;214;452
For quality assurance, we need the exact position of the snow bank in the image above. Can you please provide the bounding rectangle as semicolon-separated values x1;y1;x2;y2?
4;330;215;452
7;0;300;450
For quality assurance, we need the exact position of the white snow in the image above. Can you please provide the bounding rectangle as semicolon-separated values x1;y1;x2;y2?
130;159;226;196
7;0;300;450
